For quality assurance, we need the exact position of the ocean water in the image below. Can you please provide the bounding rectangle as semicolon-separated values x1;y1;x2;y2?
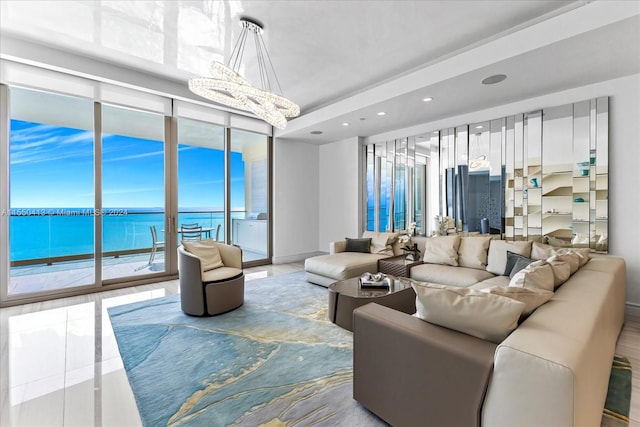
8;209;243;261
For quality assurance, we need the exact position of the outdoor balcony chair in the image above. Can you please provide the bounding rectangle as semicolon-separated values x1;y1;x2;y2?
181;223;203;241
148;225;164;265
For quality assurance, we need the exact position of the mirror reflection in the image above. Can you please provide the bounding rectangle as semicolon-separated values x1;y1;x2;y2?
365;96;608;252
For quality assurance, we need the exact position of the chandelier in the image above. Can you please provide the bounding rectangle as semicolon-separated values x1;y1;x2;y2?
189;17;299;129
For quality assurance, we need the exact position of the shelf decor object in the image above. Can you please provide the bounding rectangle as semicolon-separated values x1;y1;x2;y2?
188;17;300;129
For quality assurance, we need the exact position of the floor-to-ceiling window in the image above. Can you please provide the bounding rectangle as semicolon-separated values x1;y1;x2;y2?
230;129;269;263
177;116;226;243
101;104;167;280
1;63;273;306
7;87;96;296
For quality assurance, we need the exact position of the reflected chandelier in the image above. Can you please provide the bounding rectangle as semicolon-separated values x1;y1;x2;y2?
188;17;299;129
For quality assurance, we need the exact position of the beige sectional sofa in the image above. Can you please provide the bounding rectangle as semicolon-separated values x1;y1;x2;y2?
305;231;404;286
352;235;627;427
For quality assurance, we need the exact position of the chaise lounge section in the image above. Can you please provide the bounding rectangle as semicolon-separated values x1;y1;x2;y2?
305;231;404;286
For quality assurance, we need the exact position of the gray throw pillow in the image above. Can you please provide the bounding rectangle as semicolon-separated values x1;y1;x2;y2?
345;237;371;253
504;251;534;277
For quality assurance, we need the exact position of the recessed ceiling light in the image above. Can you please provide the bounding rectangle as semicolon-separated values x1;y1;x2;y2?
423;97;433;102
310;130;323;135
482;74;507;85
475;125;484;129
342;122;349;126
377;112;386;116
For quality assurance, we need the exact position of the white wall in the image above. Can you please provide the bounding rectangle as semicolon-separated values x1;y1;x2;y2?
318;137;362;252
367;74;640;315
272;139;321;263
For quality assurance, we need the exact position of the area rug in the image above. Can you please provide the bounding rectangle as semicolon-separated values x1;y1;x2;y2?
601;355;632;427
109;270;632;427
107;271;385;426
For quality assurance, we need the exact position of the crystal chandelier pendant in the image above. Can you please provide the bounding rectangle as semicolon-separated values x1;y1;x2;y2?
188;18;300;129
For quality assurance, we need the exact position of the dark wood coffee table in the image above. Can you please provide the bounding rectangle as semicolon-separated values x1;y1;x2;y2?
328;276;416;332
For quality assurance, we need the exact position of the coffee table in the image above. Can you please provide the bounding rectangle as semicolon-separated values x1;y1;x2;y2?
328;276;416;332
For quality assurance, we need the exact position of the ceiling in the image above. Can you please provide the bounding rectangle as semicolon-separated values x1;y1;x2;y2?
1;1;639;144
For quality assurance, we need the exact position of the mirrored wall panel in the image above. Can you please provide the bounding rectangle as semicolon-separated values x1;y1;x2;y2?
383;97;609;252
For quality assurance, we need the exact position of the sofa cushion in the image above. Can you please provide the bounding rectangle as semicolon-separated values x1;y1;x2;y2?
458;235;492;270
345;237;371;253
509;260;554;291
182;239;224;271
362;231;399;256
410;263;495;287
546;256;571;288
412;282;525;343
531;241;556;260
504;251;534;277
531;241;591;268
423;235;461;266
481;286;554;316
471;275;511;290
202;266;243;283
552;251;581;274
486;240;533;275
304;252;388;281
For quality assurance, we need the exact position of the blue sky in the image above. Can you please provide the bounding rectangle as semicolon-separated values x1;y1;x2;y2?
10;119;246;210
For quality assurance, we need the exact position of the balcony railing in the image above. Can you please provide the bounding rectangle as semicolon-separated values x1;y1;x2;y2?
8;209;245;268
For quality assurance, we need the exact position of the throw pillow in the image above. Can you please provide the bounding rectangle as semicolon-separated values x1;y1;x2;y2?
532;241;591;270
504;251;534;277
458;236;492;270
362;231;398;256
531;241;555;260
423;235;461;266
564;247;591;267
482;286;554;316
182;239;224;271
486;240;533;276
412;282;525;343
546;256;571;288
508;260;554;292
345;237;371;253
552;251;581;274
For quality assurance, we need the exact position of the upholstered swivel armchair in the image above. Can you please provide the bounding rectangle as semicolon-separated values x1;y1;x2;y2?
178;240;244;316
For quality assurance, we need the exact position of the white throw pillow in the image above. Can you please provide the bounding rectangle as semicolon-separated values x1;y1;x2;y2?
362;231;398;256
182;239;224;271
486;240;533;275
412;282;525;343
482;286;554;316
458;236;492;270
423;235;461;266
508;260;554;291
546;256;571;288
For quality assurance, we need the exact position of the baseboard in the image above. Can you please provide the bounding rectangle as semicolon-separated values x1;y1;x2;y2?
625;302;640;318
271;251;326;264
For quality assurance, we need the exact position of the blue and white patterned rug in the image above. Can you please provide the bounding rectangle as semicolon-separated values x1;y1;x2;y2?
108;271;386;426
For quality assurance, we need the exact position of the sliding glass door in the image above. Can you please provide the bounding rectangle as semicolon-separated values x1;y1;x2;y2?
177;117;226;243
1;72;273;306
7;87;96;297
101;104;166;280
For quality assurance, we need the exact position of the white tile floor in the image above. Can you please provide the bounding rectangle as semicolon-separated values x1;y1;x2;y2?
1;261;638;427
0;262;303;427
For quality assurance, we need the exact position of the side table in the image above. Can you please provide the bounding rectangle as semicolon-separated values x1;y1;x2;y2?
378;255;422;278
